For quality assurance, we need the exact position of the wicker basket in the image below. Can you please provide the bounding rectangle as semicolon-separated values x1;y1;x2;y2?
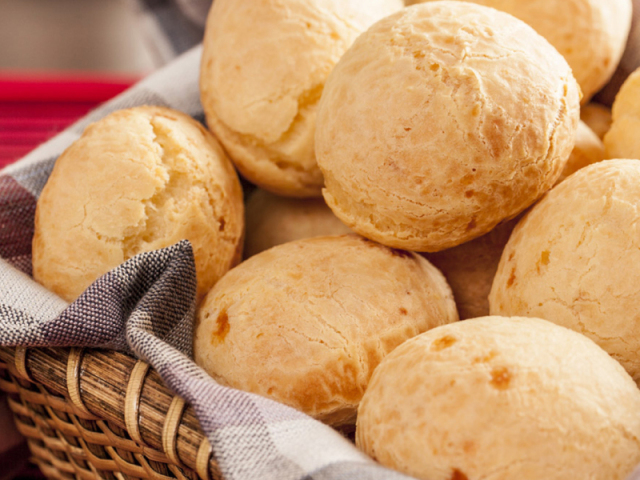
0;346;221;480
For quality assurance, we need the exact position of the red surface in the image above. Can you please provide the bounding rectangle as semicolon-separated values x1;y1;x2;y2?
0;72;137;169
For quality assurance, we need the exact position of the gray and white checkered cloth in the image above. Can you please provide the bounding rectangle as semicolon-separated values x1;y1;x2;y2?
133;0;211;65
0;46;415;480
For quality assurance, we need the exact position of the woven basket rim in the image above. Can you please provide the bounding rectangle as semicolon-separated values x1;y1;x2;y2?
0;345;220;479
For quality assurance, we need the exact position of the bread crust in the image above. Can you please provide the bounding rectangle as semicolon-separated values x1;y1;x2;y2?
243;189;351;258
357;316;640;480
194;234;458;425
491;160;640;383
200;0;403;197
316;2;580;252
410;0;633;103
32;106;244;303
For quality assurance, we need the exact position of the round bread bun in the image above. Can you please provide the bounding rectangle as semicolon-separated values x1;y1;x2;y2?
194;234;458;425
581;103;612;140
490;160;640;383
423;218;518;320
33;106;244;303
244;189;351;258
556;120;605;183
200;0;403;197
316;2;580;252
409;0;632;103
605;67;640;160
356;316;640;480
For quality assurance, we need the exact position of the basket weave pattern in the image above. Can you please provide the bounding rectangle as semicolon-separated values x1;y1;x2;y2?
0;346;221;480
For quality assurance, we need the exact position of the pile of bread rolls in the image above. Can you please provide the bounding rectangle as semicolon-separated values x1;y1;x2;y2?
32;0;640;479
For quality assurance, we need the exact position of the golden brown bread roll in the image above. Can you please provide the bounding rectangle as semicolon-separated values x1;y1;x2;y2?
423;218;518;320
33;106;244;303
200;0;403;197
316;2;580;252
581;103;612;140
357;316;640;480
194;234;458;425
556;121;605;183
409;0;632;103
605;67;640;160
244;189;351;258
421;137;612;318
490;160;640;383
430;123;602;320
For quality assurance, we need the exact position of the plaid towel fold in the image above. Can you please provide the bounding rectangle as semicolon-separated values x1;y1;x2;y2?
133;0;210;65
0;45;414;480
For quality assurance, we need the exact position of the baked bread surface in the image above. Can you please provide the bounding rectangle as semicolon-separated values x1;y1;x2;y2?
33;106;244;303
200;0;404;197
316;2;580;252
243;189;351;258
410;0;632;103
194;234;458;425
490;160;640;383
357;316;640;480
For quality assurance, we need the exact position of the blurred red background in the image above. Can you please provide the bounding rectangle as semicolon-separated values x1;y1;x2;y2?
0;74;135;169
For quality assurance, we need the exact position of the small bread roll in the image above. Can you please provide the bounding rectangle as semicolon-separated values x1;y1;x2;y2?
200;0;403;197
194;234;458;425
244;189;351;258
556;121;605;183
33;106;244;303
423;218;518;320
316;2;580;252
581;103;612;140
605;68;640;159
356;317;640;480
410;0;632;103
490;160;640;382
